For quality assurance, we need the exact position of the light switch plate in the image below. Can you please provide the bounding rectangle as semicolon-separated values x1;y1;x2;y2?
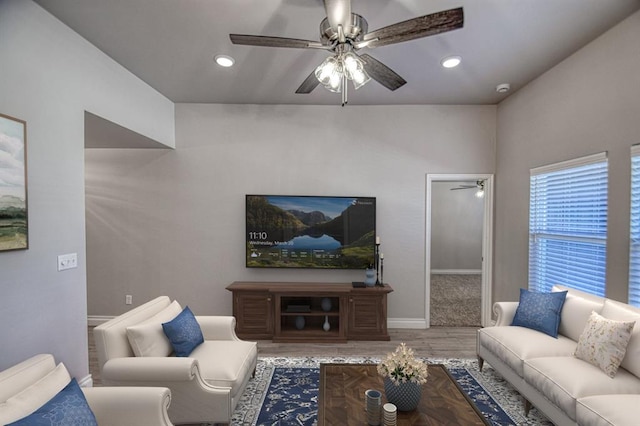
58;253;78;271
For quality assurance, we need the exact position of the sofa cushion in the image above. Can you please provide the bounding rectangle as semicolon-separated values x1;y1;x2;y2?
574;311;635;377
557;289;606;341
162;306;204;357
523;357;640;421
7;379;97;426
190;340;258;397
126;300;182;357
511;289;567;337
0;363;71;424
577;394;640;426
600;299;640;378
478;326;576;376
94;296;172;369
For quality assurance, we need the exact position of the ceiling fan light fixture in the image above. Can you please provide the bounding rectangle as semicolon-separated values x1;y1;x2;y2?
343;52;370;89
441;55;462;68
315;56;343;92
315;52;370;93
214;54;235;67
475;180;485;197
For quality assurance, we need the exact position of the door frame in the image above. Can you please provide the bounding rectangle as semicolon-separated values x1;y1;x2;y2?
425;173;494;327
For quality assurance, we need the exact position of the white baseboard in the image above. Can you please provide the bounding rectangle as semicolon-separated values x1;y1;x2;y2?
78;374;93;388
88;315;114;326
91;315;430;330
388;318;428;329
430;269;482;275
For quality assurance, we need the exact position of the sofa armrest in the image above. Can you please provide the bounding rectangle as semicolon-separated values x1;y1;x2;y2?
196;316;240;341
102;357;198;383
83;387;173;426
494;301;519;326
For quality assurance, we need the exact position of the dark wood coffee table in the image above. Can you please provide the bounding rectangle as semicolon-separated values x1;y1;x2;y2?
318;363;489;425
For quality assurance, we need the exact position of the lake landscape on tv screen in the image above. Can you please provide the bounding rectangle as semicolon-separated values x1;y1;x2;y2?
246;195;375;269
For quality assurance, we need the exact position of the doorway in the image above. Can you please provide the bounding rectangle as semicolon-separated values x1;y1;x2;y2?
425;174;493;327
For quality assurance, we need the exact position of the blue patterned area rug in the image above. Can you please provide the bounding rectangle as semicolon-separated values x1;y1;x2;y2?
230;357;553;426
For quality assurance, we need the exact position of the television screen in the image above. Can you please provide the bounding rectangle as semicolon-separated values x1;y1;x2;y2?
246;195;376;269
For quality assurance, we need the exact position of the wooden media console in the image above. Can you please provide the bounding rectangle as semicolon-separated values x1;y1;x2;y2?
226;281;393;343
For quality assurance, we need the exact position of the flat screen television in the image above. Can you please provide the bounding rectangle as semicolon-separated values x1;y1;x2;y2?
246;195;376;269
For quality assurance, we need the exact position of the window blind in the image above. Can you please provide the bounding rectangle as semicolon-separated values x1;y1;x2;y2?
529;153;608;295
629;145;640;306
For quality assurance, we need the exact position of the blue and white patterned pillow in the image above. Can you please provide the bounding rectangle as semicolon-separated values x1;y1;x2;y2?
7;378;97;426
162;306;204;356
511;288;568;338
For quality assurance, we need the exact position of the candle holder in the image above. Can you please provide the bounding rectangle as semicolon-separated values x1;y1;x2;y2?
380;257;384;286
375;243;381;285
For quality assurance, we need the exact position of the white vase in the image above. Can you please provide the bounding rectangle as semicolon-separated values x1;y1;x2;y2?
323;315;330;331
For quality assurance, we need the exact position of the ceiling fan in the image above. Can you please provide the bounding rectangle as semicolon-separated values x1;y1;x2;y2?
230;0;463;105
451;180;485;197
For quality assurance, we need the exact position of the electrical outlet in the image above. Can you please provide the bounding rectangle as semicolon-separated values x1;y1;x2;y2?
125;295;132;305
57;253;78;271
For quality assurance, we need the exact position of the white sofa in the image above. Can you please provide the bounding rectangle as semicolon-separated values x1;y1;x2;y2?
94;296;258;425
0;354;173;425
477;285;640;426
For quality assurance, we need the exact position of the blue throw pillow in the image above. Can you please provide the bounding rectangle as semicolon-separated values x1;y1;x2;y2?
511;288;568;338
8;378;97;425
162;306;204;356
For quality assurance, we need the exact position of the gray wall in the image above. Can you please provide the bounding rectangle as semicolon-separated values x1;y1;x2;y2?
495;10;640;303
85;104;497;322
430;182;483;271
0;0;174;378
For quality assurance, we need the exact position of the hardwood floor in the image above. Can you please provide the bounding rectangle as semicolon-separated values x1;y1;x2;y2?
88;326;479;386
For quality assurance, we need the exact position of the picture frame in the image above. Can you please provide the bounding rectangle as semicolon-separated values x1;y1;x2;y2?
0;113;28;251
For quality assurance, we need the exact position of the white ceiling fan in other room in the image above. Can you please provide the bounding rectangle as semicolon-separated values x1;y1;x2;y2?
450;180;485;198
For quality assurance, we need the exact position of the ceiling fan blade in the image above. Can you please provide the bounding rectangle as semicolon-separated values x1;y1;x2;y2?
230;34;324;49
295;70;320;94
362;7;463;48
450;186;476;190
359;54;406;91
324;0;352;33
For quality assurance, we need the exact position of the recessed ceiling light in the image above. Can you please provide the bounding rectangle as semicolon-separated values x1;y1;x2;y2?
215;55;235;67
441;56;461;68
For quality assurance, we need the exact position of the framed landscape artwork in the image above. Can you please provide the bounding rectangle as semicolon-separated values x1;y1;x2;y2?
0;113;28;251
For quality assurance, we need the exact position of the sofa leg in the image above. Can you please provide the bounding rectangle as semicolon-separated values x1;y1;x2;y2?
477;356;484;372
524;398;532;417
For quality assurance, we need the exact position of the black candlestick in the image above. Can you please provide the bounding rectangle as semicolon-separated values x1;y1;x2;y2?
375;243;380;285
380;257;384;286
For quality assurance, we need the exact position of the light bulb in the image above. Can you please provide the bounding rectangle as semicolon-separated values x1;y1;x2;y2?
329;72;342;92
352;70;365;84
475;189;485;198
315;57;337;85
343;53;359;74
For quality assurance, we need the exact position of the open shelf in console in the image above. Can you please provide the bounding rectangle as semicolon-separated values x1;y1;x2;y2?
273;286;348;343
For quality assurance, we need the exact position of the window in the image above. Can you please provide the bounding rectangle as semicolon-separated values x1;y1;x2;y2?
629;146;640;307
529;153;608;295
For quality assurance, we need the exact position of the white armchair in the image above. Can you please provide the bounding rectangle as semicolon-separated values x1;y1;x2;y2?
93;296;258;425
0;354;173;426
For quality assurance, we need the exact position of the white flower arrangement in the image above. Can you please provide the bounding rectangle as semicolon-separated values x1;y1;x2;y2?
377;343;429;385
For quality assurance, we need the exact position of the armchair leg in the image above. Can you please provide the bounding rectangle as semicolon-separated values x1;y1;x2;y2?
524;398;532;417
477;356;484;372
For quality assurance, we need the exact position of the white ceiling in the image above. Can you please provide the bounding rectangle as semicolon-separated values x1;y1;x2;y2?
35;0;640;106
